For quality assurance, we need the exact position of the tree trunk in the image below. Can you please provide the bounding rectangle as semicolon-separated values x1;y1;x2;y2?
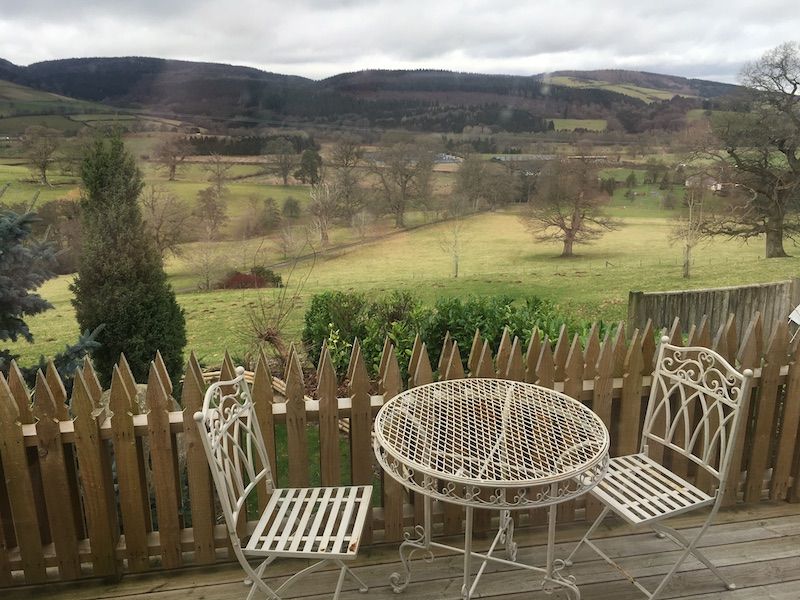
765;211;789;258
561;237;574;257
683;243;691;278
168;164;176;181
394;210;405;228
319;221;329;246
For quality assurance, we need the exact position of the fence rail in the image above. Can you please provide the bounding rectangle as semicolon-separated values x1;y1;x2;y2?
1;313;800;586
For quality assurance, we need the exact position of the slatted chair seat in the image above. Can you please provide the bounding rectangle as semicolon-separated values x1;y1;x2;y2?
566;337;753;600
195;367;372;600
592;454;714;526
245;486;372;558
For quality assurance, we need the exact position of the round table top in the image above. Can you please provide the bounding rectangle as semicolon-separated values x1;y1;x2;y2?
374;378;609;489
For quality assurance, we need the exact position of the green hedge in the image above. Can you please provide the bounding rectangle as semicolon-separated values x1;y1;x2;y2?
302;292;607;381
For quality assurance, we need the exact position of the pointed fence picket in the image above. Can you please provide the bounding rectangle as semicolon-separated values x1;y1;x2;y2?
2;312;800;587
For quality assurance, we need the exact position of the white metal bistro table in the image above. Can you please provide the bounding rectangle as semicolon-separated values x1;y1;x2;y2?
374;378;609;599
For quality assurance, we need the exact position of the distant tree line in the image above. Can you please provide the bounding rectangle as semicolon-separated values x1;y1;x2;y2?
186;134;318;155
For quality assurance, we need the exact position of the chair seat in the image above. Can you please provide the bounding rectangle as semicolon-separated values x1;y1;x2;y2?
245;485;372;559
591;453;713;526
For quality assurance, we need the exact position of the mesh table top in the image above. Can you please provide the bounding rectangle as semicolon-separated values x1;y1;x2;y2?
374;379;609;488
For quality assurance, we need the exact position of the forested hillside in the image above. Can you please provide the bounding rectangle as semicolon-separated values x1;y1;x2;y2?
0;57;740;133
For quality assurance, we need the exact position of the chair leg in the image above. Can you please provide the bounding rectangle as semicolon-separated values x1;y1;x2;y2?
651;523;734;594
241;557;278;600
565;505;610;566
335;559;369;593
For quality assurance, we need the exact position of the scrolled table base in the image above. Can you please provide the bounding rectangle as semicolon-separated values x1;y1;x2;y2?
389;525;434;594
541;559;580;599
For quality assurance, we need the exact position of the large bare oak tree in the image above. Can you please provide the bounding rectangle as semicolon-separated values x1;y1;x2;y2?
707;41;800;258
520;158;618;257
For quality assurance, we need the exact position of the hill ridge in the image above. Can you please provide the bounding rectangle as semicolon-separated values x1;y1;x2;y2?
0;56;742;134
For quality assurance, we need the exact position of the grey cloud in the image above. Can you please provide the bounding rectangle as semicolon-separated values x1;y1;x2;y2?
0;0;797;81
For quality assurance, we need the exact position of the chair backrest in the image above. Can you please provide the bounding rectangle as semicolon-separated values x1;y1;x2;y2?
641;336;753;490
194;367;274;535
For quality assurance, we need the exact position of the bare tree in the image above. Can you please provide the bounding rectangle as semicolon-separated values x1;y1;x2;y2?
329;136;365;223
439;216;466;278
308;179;336;246
141;185;194;257
670;184;714;278
275;224;300;259
194;186;228;240
520;158;619;257
191;241;227;291
22;126;60;185
203;153;232;197
369;143;434;228
455;154;486;212
244;254;315;369
154;137;190;181
706;41;800;258
264;139;297;186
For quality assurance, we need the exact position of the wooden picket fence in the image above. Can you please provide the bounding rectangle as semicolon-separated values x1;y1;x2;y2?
1;312;800;587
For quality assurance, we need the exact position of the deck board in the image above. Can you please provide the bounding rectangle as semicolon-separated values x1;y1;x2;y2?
4;502;800;600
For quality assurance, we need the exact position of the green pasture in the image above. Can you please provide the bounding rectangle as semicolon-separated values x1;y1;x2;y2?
551;119;607;132
546;76;684;103
0;114;85;135
0;80;105;119
0;163;80;203
10;210;800;368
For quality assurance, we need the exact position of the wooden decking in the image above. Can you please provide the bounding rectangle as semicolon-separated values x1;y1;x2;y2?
5;502;800;600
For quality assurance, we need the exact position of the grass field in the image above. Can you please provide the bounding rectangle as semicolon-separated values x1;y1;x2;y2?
6;135;799;369
0;114;86;135
9;209;800;367
0;80;106;119
546;76;686;103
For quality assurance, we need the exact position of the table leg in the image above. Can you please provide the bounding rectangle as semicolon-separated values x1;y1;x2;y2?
462;505;474;600
499;508;518;561
389;481;434;593
542;483;580;599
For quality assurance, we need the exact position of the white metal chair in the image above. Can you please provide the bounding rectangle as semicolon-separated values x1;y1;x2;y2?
788;304;800;343
194;367;373;600
566;336;753;599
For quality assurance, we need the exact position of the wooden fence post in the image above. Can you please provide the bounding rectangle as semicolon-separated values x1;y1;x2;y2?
773;338;800;500
724;315;761;506
618;329;644;457
109;365;150;571
585;337;613;521
32;372;81;580
252;349;276;510
0;374;46;584
285;346;309;488
349;342;373;544
71;371;120;578
380;343;405;542
536;337;554;388
558;336;583;523
317;343;341;487
440;342;466;536
583;323;601;380
744;321;786;503
145;363;182;569
524;330;541;384
7;361;33;423
181;353;216;565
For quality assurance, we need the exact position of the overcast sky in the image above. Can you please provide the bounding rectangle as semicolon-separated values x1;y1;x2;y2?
0;0;797;83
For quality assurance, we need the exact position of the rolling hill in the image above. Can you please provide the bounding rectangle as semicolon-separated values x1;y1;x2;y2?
0;57;742;134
